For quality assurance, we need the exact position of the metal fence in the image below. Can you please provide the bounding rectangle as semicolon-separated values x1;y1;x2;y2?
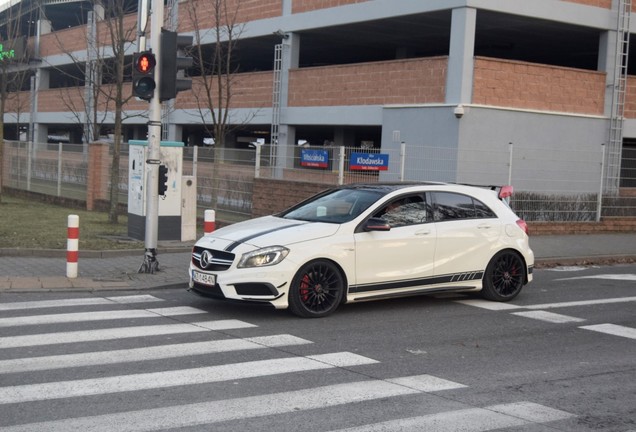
3;140;635;222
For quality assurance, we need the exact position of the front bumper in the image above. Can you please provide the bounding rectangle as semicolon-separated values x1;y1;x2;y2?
188;264;291;309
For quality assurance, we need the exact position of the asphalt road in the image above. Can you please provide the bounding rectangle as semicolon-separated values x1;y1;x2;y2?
0;264;635;431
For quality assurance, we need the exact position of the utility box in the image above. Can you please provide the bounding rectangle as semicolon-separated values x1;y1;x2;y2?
181;175;197;242
128;140;184;241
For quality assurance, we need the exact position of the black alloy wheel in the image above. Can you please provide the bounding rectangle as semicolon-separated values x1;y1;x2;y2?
288;260;345;318
481;250;525;301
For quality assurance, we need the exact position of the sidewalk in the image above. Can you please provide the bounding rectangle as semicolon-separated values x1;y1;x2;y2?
1;234;635;293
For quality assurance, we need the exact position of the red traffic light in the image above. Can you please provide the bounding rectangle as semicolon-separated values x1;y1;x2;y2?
135;52;156;74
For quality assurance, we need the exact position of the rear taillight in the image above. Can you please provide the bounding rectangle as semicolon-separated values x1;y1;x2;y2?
516;219;528;235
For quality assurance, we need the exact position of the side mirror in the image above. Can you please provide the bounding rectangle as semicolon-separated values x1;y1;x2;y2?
364;217;391;232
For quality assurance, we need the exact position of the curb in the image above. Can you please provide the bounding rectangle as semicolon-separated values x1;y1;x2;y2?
0;247;192;258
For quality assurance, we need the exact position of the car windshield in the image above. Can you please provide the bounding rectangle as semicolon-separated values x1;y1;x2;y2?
280;189;384;223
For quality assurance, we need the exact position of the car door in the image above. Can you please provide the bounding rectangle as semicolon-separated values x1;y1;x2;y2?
351;194;437;298
431;191;502;281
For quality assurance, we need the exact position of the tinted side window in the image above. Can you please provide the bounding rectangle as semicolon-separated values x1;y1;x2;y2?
433;192;496;221
373;194;431;227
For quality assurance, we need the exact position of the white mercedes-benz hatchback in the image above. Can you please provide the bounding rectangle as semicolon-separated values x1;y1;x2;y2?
188;183;534;317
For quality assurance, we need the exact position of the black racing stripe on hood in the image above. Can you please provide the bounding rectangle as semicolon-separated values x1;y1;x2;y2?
225;222;306;252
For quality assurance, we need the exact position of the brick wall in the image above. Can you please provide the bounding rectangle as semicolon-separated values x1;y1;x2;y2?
288;57;447;107
529;218;636;235
562;0;611;8
86;142;111;211
179;0;282;32
4;91;30;114
252;178;330;217
38;27;87;58
292;0;369;13
625;76;636;119
174;71;273;110
473;57;606;115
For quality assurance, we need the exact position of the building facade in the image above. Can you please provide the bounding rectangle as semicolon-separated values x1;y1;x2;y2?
2;0;636;195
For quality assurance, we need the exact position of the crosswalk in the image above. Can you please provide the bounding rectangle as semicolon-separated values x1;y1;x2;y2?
456;296;636;340
0;294;575;431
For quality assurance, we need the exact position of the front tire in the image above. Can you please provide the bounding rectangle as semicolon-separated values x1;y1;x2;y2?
481;250;525;301
288;260;345;318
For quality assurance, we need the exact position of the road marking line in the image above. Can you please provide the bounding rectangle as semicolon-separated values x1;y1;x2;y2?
489;401;576;422
331;402;574;432
511;311;586;324
387;374;467;392
457;297;636;311
555;274;636;281
0;379;421;432
0;295;163;311
0;335;312;374
455;299;522;310
0;352;378;404
0;320;256;349
580;323;636;340
0;306;207;327
523;297;636;310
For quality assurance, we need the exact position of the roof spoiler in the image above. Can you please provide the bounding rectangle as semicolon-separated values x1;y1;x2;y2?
457;183;514;200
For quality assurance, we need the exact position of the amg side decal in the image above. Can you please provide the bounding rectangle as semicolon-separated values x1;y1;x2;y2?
349;271;484;294
225;223;305;252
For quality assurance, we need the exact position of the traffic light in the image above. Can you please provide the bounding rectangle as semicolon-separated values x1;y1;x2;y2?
160;29;193;102
132;51;156;100
158;165;168;196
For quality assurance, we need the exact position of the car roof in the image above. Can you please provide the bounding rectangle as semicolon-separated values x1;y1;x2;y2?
339;182;501;194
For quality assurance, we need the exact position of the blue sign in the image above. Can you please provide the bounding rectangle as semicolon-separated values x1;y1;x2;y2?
350;152;389;171
301;149;329;168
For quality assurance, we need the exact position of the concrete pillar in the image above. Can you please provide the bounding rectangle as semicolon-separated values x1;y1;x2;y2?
598;30;618;117
277;33;300;168
282;0;292;15
166;123;183;143
445;7;476;105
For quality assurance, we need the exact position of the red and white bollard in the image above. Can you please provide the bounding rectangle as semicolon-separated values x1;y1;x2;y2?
204;210;216;234
66;215;79;278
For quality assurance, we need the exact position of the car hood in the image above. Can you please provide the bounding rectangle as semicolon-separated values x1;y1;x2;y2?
195;216;341;250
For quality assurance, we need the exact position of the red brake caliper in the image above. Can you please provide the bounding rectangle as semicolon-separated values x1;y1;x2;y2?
300;274;311;302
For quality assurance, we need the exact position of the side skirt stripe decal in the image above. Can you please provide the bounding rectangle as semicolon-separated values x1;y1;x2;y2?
349;271;484;294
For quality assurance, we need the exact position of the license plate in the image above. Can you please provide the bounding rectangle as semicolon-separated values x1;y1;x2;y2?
192;270;216;286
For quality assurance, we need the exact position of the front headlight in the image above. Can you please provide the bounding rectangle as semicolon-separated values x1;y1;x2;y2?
237;246;290;268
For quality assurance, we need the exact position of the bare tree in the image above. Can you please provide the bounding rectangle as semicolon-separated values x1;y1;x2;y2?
184;0;251;147
45;1;138;223
0;3;33;204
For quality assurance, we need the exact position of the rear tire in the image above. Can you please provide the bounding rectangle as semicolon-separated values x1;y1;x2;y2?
288;260;345;318
481;250;525;301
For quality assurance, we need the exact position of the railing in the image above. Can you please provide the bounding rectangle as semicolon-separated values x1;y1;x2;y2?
3;140;635;223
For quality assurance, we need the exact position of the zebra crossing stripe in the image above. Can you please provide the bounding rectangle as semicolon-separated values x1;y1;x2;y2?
330;402;574;431
0;386;572;432
0;295;163;311
0;352;378;404
0;320;256;349
511;311;586;324
580;323;636;340
455;299;521;310
0;379;420;432
0;306;207;327
0;335;312;374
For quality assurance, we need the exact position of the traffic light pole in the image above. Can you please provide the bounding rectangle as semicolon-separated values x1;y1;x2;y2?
138;0;163;274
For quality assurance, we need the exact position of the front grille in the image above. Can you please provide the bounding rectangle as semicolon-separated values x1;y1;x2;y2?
234;283;279;296
192;246;235;271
